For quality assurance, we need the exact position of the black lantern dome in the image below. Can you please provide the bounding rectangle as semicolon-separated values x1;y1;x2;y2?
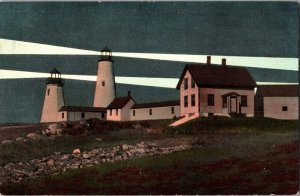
99;47;112;62
46;68;64;86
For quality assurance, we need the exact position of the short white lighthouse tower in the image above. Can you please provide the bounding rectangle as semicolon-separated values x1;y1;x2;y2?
93;47;116;108
40;68;65;123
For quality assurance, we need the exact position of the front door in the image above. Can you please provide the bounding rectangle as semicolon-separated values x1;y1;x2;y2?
230;97;237;113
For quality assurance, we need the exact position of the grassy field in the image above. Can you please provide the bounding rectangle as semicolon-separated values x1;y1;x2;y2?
0;117;298;194
166;116;298;134
0;138;298;194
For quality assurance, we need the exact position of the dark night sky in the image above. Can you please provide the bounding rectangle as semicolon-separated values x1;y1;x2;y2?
0;2;298;123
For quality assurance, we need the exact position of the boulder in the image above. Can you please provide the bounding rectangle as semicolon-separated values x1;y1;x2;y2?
79;120;87;125
95;138;102;142
4;162;14;169
122;144;129;150
47;123;65;136
129;148;146;154
16;137;25;141
56;129;62;135
26;133;42;140
90;149;99;154
48;123;61;131
72;149;81;155
26;133;36;139
47;159;54;166
82;153;91;159
126;151;133;157
1;140;12;145
133;123;142;129
60;122;68;128
136;149;146;154
137;143;145;149
60;154;70;161
147;142;157;148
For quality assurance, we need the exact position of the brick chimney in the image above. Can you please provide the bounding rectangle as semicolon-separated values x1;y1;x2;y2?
222;58;226;66
207;56;211;65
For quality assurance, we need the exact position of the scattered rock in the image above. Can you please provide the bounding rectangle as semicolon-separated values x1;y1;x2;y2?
1;140;12;145
0;141;192;185
73;149;81;155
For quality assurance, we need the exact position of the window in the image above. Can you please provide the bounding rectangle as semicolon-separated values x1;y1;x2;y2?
191;79;195;88
81;112;85;118
47;89;50;96
116;109;118;116
223;97;227;108
133;110;135;116
184;78;188;89
241;96;247;107
102;81;105;86
184;96;188;107
282;106;288;111
101;112;105;119
191;94;195;106
171;107;174;114
207;94;214;106
149;109;152;115
62;113;64;119
110;109;112;116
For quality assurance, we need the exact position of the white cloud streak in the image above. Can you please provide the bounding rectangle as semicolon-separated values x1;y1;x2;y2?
0;38;298;71
0;69;297;88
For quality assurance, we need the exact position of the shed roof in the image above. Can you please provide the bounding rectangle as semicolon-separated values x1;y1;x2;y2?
176;64;256;89
132;100;180;109
59;106;106;113
107;96;134;109
257;85;299;97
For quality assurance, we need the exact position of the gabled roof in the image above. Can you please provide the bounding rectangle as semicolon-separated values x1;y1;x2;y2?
59;106;106;112
132;100;180;109
176;64;256;89
107;96;134;109
257;85;299;97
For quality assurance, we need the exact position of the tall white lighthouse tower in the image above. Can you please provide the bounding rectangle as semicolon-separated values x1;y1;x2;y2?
93;47;116;108
40;68;65;123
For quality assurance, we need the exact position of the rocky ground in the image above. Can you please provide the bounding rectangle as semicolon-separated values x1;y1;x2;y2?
0;140;192;185
0;121;197;185
0;118;298;194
